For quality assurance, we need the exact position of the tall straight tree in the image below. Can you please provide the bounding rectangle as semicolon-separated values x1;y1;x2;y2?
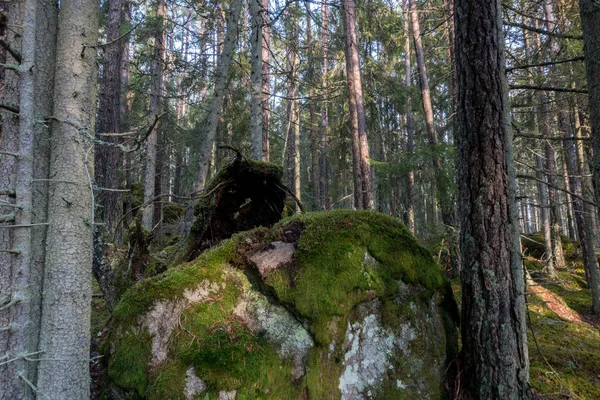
0;0;56;397
36;0;98;395
579;1;600;215
142;0;166;230
319;1;330;210
182;0;243;237
342;0;373;209
96;0;123;240
402;0;416;233
455;0;531;397
249;0;263;160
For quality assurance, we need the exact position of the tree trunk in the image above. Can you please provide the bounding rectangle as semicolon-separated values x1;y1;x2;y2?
96;0;123;239
319;2;330;210
181;0;243;238
285;5;300;204
36;0;98;395
409;0;454;226
249;0;263;160
261;0;270;161
307;5;319;210
455;0;531;397
142;0;165;230
579;0;600;215
342;0;373;209
403;0;415;233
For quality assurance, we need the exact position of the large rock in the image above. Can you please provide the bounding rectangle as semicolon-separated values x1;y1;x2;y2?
103;211;459;399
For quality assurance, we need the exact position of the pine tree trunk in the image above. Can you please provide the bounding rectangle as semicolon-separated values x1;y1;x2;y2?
181;0;243;238
306;6;319;210
142;0;166;229
579;0;600;218
342;0;373;209
455;0;531;397
261;0;270;161
36;0;98;395
409;0;453;225
403;0;415;233
319;2;330;210
249;0;263;160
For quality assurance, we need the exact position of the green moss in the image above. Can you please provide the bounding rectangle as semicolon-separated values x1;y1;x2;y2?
263;210;445;345
527;298;600;399
146;360;188;400
112;240;236;325
107;330;152;397
106;210;454;398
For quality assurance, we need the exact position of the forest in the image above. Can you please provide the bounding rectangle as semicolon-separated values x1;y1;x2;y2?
1;0;600;398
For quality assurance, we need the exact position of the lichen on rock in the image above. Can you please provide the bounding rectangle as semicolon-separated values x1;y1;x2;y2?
103;210;459;399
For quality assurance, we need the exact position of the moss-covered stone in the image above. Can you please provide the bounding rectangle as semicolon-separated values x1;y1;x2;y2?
104;211;458;399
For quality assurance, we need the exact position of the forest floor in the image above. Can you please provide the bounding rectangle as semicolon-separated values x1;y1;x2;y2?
451;253;600;400
90;234;600;399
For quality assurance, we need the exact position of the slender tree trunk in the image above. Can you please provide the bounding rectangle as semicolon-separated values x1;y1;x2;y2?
455;0;531;397
342;0;373;209
285;5;300;204
319;2;330;210
579;0;600;222
409;0;453;225
96;0;123;239
307;5;319;210
181;0;243;238
249;0;263;160
261;0;270;161
142;0;166;229
36;0;98;395
403;0;415;233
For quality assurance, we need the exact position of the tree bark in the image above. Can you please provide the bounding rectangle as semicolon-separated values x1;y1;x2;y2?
181;0;243;238
36;0;98;395
409;0;454;225
249;0;263;160
342;0;373;209
403;0;415;234
579;0;600;214
142;0;165;230
319;1;330;210
455;0;531;397
261;0;270;161
96;0;123;239
307;5;319;210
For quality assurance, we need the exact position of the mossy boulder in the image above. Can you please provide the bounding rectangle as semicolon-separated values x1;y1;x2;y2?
104;211;459;399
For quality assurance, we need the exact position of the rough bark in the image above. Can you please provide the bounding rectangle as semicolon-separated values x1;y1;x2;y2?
142;0;165;230
285;5;300;204
455;0;531;397
36;0;98;396
181;0;243;238
342;0;373;210
579;0;600;215
96;0;123;239
403;0;415;234
319;2;330;210
409;0;454;226
249;0;263;160
261;0;270;161
307;5;319;210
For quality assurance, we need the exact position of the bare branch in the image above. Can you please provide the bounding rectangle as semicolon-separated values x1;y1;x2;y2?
0;99;20;113
0;38;21;62
509;84;587;94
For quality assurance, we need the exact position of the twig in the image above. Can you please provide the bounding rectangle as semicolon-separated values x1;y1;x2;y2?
0;298;20;311
276;183;305;213
0;99;20;113
0;38;21;62
83;21;140;49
